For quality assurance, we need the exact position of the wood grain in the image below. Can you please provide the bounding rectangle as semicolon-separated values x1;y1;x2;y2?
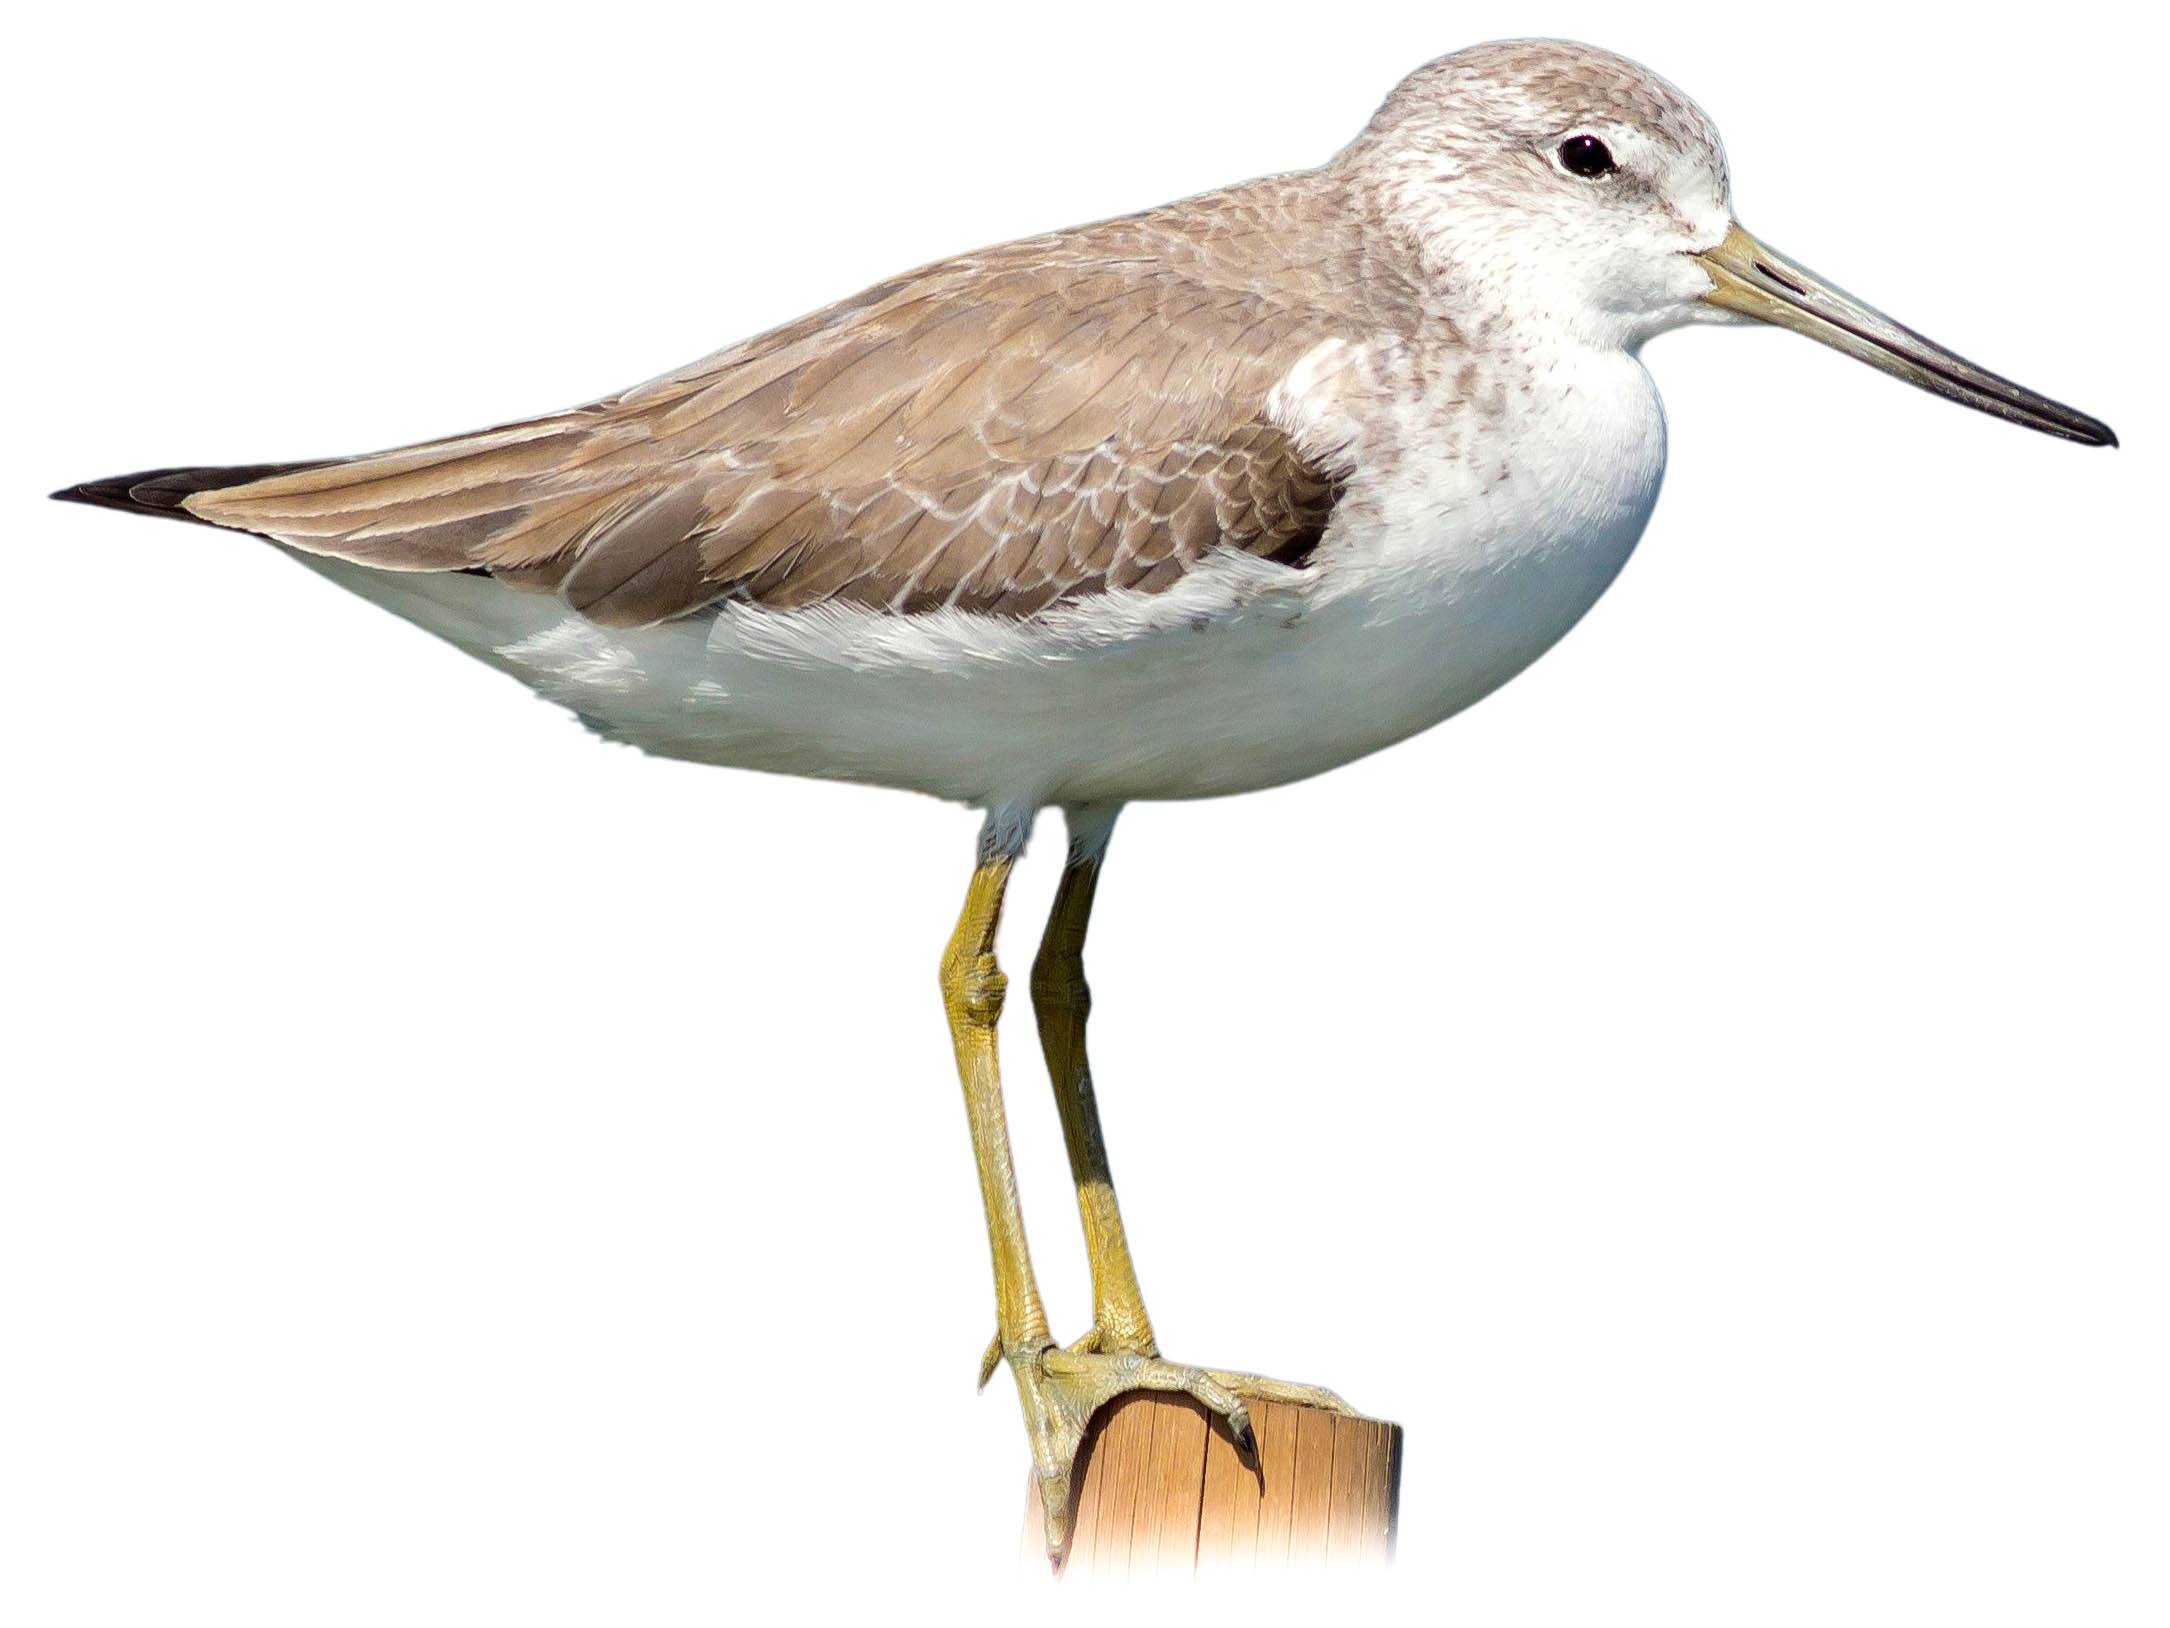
1024;1394;1402;1576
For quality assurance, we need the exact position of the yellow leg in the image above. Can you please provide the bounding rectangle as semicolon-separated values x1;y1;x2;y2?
944;815;1355;1568
1029;810;1157;1356
940;852;1052;1359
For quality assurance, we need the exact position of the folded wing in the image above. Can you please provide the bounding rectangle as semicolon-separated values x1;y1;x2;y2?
180;221;1355;628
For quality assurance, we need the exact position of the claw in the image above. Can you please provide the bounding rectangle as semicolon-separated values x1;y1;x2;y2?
1036;1467;1075;1565
1230;1409;1259;1466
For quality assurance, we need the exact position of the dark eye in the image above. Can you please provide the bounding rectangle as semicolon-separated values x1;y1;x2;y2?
1557;135;1617;179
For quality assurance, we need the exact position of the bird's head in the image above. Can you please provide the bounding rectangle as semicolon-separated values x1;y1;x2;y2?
1345;39;2115;446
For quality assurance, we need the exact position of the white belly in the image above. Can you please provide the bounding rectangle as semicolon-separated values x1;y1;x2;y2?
296;348;1668;810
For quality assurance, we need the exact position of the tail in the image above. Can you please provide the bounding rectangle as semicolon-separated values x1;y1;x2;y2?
51;463;332;529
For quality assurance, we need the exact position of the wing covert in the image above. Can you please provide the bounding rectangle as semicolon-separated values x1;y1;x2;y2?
185;205;1363;628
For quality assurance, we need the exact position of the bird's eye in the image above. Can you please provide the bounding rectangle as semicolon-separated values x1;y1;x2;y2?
1557;135;1618;179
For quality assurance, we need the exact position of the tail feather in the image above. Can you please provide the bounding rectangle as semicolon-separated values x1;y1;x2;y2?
51;462;333;527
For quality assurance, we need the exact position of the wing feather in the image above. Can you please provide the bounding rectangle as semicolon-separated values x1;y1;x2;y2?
181;185;1375;628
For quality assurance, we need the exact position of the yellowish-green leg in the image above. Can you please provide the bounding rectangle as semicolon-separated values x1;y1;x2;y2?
946;813;1352;1566
942;852;1053;1363
1030;808;1158;1357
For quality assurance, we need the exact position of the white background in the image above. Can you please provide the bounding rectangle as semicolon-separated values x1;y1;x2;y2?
4;4;2162;1624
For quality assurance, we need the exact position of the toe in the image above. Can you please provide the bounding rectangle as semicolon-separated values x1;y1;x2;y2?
1132;1359;1260;1464
1206;1370;1356;1414
1035;1468;1074;1563
1142;1356;1236;1413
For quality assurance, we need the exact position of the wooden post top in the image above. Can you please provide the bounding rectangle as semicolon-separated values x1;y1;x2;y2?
1026;1394;1403;1577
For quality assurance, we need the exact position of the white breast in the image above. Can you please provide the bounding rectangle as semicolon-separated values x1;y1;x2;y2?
294;339;1668;812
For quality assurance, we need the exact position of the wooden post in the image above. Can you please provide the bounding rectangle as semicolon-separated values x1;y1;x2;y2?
1024;1394;1403;1576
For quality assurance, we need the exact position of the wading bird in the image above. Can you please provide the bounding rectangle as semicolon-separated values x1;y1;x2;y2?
56;39;2114;1564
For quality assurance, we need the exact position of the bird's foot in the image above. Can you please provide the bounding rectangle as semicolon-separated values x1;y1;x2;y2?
973;1322;1152;1388
982;1335;1353;1565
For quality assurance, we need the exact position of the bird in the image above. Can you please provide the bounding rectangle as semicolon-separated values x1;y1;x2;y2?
54;38;2115;1565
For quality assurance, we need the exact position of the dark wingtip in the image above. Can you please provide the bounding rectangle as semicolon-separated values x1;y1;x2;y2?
52;475;153;511
50;466;226;524
47;461;332;525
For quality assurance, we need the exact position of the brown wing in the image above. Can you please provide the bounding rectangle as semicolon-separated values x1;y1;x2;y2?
179;201;1360;629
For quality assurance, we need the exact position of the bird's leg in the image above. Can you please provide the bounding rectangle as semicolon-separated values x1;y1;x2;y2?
959;808;1355;1565
944;821;1346;1567
941;848;1053;1363
1027;807;1157;1358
